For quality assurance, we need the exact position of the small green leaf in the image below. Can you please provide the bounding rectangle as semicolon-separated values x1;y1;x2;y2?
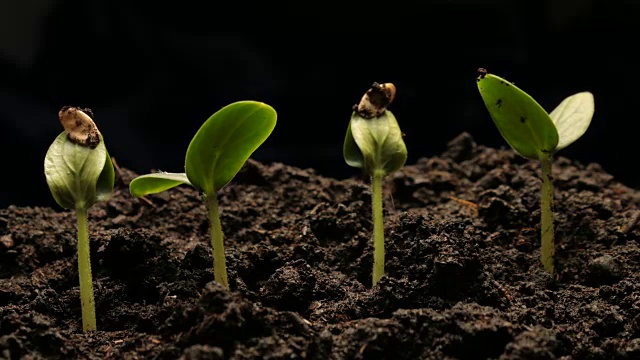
96;148;115;202
343;120;365;169
345;110;407;176
549;91;594;151
186;101;277;195
129;172;192;197
477;73;559;160
44;132;109;210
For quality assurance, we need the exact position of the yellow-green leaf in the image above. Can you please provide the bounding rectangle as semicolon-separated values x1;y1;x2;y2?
477;72;559;160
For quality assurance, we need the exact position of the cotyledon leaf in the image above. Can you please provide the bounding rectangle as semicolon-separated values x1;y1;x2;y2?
129;172;192;197
549;91;594;151
185;101;277;195
44;132;109;209
477;72;559;160
96;146;115;202
343;119;365;169
346;110;407;176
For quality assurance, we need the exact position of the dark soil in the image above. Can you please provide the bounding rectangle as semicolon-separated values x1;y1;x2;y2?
2;132;640;359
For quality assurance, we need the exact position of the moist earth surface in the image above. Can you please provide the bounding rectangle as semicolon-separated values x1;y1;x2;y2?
1;133;639;359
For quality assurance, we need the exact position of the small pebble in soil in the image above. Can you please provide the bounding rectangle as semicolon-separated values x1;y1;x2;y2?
501;326;557;360
587;255;622;285
624;338;640;357
259;259;316;312
477;185;527;227
0;216;8;232
180;344;224;360
183;243;212;269
444;132;477;162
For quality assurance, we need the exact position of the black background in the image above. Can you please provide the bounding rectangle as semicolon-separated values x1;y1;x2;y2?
1;0;638;209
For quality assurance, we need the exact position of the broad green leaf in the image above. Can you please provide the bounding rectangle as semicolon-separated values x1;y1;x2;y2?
477;73;559;160
129;172;192;197
96;147;115;202
44;132;109;210
549;91;594;151
343;120;365;169
347;110;407;176
186;101;277;195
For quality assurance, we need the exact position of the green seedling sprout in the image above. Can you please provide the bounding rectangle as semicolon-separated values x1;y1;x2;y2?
44;106;115;331
476;68;594;275
344;82;407;287
129;101;277;289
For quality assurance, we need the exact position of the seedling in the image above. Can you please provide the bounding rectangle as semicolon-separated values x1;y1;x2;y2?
344;82;407;286
129;101;277;289
44;106;115;331
476;68;594;274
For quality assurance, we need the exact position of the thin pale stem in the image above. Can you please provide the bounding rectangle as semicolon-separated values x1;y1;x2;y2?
206;193;229;289
540;154;555;274
371;171;385;287
76;206;97;331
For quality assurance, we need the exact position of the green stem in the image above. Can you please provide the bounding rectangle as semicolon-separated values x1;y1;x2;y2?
206;193;229;289
540;154;555;275
371;171;385;287
76;206;97;331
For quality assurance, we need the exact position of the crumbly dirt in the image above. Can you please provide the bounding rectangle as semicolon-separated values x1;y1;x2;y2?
1;132;639;359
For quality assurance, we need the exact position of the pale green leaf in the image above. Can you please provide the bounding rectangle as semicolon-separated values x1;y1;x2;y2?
343;120;365;169
346;110;407;176
44;132;109;210
96;147;115;202
549;91;594;151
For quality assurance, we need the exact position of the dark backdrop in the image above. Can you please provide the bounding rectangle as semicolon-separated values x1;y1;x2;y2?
1;0;637;208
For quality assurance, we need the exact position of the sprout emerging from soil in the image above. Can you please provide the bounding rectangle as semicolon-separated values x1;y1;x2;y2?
129;101;277;289
344;82;408;286
476;68;594;275
44;106;115;331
